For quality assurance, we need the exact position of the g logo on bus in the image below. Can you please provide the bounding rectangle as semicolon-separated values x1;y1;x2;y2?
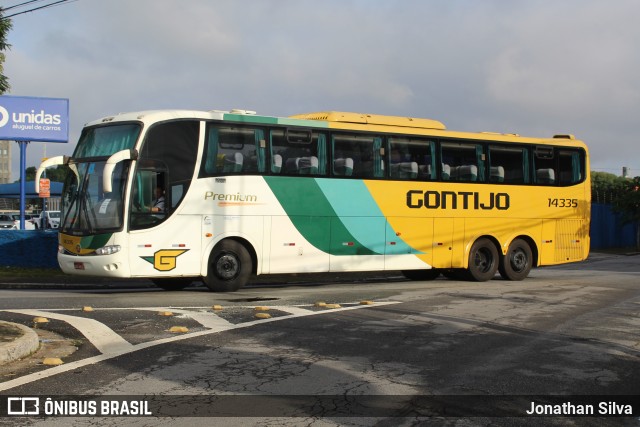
141;249;189;272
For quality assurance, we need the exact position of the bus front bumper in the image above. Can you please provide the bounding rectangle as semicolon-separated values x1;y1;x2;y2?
58;253;130;278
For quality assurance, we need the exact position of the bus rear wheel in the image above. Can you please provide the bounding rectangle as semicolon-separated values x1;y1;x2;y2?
204;240;252;292
499;238;532;281
467;238;499;281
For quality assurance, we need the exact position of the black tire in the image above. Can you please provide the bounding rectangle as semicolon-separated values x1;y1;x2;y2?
402;269;440;281
152;278;193;291
204;240;252;292
467;238;499;281
499;238;533;281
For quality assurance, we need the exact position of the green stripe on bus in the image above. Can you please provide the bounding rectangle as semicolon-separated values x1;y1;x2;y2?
222;114;328;128
82;233;112;249
264;177;377;255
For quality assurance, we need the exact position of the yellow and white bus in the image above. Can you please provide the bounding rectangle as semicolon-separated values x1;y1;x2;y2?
37;109;590;291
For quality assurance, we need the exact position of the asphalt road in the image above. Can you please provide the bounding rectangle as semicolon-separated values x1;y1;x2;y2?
0;253;638;426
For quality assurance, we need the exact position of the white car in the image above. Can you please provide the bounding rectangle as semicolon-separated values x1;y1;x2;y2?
0;214;17;230
36;210;61;229
7;214;36;230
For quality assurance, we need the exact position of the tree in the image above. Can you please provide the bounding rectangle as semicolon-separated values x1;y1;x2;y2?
591;171;627;204
24;165;68;182
592;171;640;249
611;176;640;249
0;8;12;94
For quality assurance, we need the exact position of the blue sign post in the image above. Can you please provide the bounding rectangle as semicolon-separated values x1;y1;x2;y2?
0;96;69;229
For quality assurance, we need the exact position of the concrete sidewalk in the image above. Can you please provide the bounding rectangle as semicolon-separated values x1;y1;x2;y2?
0;321;39;364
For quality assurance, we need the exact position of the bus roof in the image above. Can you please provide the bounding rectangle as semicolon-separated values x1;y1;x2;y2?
290;111;447;130
85;109;585;148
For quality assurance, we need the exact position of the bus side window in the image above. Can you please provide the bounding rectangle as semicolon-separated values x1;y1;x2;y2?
534;146;556;185
441;142;483;182
488;146;529;184
203;126;265;175
388;137;433;180
558;150;583;185
332;134;381;178
270;129;326;176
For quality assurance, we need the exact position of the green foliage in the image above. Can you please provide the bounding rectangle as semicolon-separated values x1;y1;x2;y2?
611;176;640;224
0;9;12;94
591;171;628;204
592;171;639;252
24;165;69;182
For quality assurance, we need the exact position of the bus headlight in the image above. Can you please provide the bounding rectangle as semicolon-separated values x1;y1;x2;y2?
95;245;122;256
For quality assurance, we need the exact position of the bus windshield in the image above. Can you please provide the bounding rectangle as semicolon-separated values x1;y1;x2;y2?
60;160;130;234
73;123;141;158
60;124;140;234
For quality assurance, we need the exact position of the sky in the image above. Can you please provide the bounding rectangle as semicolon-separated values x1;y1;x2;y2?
3;0;640;180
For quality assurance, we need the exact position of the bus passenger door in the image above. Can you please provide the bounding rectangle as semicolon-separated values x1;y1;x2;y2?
432;217;454;269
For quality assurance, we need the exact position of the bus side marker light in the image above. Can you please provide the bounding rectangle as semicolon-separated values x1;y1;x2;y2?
360;301;374;305
82;306;94;312
169;326;189;333
43;358;64;366
254;306;270;311
206;233;213;238
255;313;271;319
158;311;174;317
212;305;223;311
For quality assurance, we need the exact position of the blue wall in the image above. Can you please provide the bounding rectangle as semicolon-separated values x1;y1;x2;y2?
0;230;59;268
0;205;636;269
591;203;638;250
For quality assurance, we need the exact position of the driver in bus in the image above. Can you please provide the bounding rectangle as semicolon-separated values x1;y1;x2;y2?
151;186;165;212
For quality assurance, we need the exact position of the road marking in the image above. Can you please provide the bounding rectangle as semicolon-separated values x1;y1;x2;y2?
136;307;234;330
0;301;400;392
4;309;134;354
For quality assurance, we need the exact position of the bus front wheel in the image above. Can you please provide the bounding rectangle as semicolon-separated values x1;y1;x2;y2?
204;240;252;292
467;238;499;281
499;238;532;281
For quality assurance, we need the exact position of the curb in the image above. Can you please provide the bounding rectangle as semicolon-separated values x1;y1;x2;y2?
0;321;40;364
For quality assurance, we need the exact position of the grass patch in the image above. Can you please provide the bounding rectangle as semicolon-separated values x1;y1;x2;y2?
0;266;66;279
